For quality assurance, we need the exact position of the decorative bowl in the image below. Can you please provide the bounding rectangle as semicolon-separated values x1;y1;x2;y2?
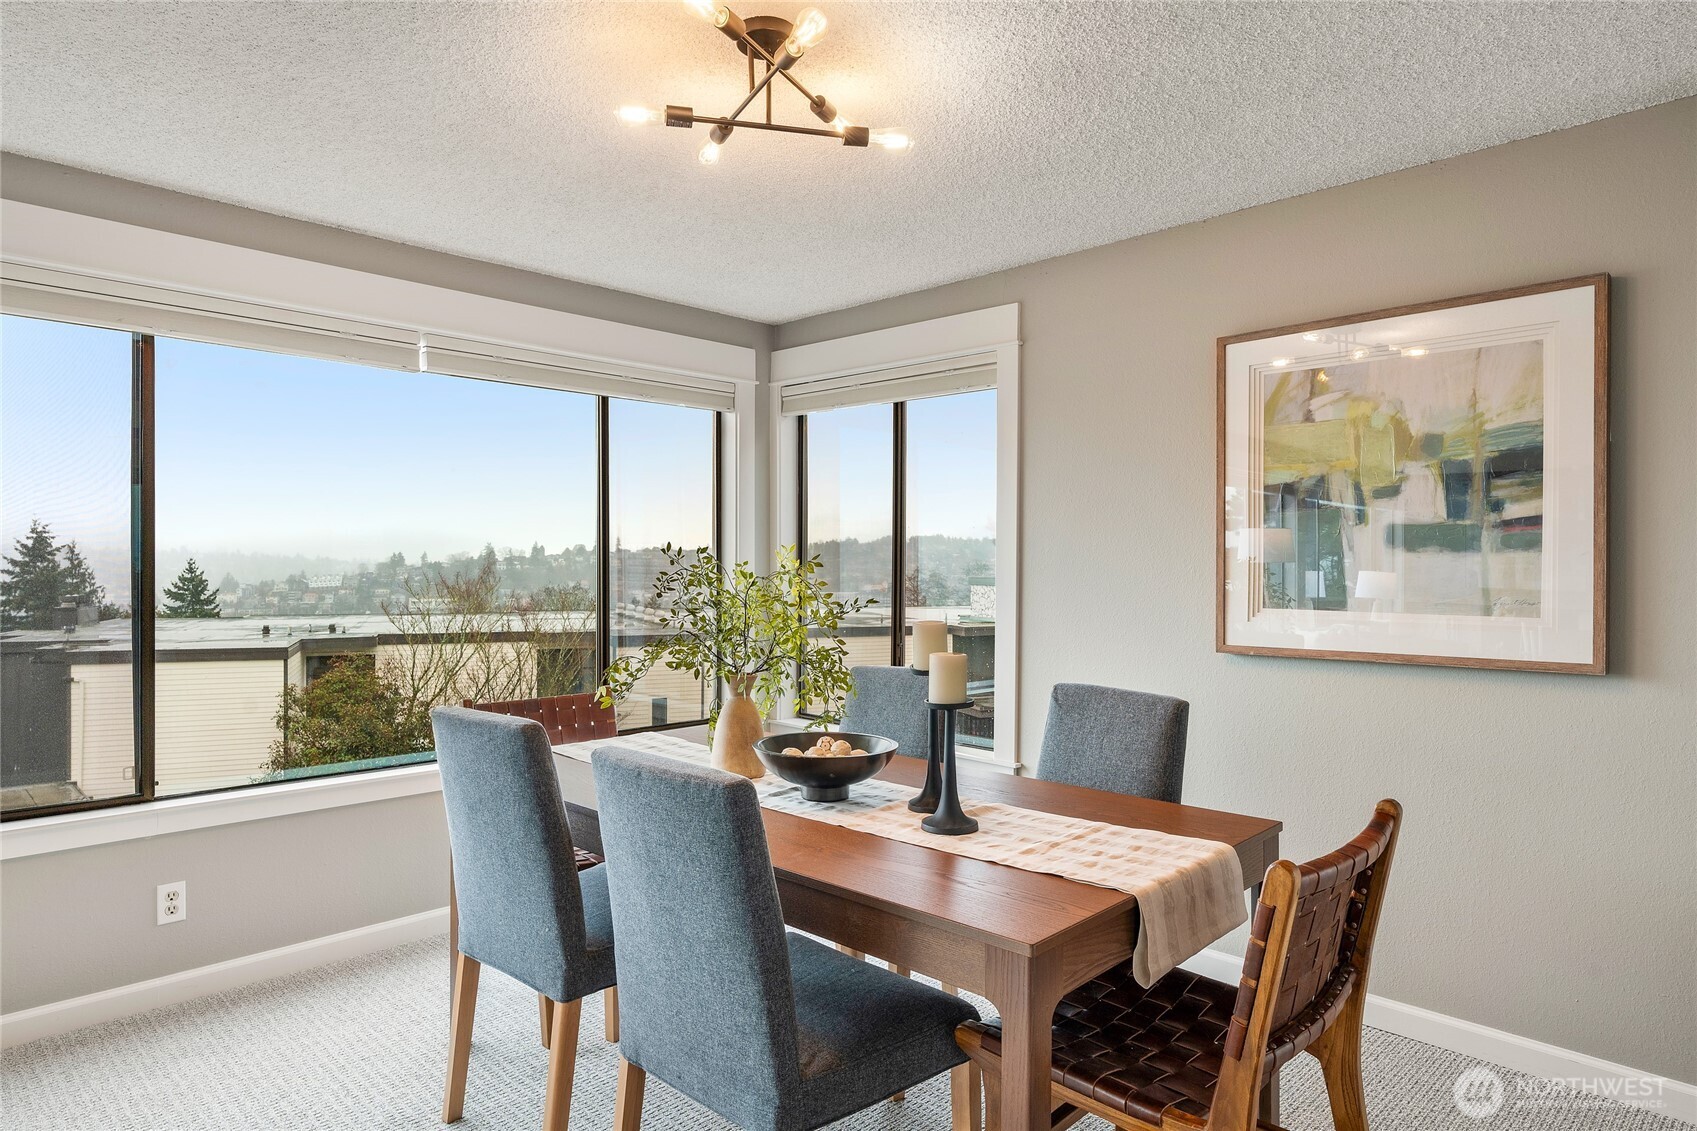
753;732;898;802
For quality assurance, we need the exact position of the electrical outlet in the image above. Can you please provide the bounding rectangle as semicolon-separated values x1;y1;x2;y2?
157;881;187;925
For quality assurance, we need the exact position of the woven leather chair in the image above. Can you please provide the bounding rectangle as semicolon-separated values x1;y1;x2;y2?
464;691;617;744
1035;684;1189;803
591;745;983;1131
432;707;619;1131
956;800;1402;1131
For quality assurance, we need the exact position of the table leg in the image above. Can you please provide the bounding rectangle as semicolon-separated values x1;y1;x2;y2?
984;946;1065;1131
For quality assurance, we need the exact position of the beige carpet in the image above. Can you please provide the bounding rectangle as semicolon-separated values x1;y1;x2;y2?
1;934;1684;1130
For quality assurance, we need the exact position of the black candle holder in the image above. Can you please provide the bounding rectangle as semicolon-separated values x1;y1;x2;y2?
921;700;978;836
907;702;947;813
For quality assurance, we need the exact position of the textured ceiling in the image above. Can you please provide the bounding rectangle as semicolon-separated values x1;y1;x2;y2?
3;2;1694;323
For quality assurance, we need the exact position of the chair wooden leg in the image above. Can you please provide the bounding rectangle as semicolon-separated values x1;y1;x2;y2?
539;994;554;1048
942;983;959;995
836;943;866;960
442;952;480;1124
542;997;582;1131
614;1055;647;1131
951;1060;983;1131
604;985;620;1043
956;1025;1000;1131
1313;996;1369;1131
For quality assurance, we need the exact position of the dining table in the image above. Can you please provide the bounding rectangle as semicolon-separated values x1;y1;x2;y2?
534;724;1284;1131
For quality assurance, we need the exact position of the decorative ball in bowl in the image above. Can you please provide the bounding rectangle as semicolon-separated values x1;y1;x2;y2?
753;732;898;802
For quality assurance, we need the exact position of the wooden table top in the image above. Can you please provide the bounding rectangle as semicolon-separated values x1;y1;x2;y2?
560;729;1282;960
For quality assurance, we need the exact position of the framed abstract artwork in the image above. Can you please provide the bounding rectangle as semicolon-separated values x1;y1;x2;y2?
1217;275;1608;673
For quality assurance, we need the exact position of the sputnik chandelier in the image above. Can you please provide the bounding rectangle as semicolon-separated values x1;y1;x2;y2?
618;0;912;165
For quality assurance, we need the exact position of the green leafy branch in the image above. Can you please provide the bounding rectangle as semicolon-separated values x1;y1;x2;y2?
598;545;872;726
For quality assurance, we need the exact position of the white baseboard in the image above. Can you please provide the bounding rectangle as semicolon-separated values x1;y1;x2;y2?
0;906;450;1050
1181;948;1695;1125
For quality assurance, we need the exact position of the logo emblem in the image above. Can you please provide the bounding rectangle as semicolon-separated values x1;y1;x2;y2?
1453;1065;1506;1119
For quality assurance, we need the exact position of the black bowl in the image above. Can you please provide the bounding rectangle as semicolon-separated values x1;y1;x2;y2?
753;732;898;802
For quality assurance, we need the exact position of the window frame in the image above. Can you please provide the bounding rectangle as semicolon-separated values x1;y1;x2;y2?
771;306;1020;769
2;320;726;822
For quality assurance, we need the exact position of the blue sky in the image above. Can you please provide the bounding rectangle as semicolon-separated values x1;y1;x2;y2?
807;392;997;545
3;315;994;605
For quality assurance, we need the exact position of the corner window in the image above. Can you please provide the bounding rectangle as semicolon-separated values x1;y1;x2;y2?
800;390;997;747
0;315;721;819
0;316;139;813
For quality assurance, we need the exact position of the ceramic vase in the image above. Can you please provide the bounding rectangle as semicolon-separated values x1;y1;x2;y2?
711;674;767;779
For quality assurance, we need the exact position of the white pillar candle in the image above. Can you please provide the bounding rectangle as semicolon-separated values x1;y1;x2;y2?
929;652;968;704
910;621;947;669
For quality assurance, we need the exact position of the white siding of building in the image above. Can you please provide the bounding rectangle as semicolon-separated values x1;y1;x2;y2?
155;660;287;795
68;663;136;800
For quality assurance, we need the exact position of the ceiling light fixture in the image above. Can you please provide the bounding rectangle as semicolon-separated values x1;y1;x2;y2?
620;1;911;163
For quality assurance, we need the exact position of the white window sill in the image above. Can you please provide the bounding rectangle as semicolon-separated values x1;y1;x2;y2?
0;763;442;861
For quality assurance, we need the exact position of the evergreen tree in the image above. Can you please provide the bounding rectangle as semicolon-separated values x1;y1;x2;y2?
480;543;499;572
161;559;221;618
59;540;107;612
0;519;65;629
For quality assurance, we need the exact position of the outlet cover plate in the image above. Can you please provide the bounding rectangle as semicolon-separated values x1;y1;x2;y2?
156;881;187;925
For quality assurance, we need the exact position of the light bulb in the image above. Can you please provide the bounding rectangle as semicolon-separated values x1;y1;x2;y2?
699;140;722;166
789;7;828;49
616;105;662;126
1350;347;1369;360
682;0;721;20
830;115;851;133
1402;347;1429;358
868;127;913;152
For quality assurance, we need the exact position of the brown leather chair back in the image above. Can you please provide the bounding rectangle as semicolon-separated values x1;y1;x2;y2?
463;693;617;745
1225;800;1401;1067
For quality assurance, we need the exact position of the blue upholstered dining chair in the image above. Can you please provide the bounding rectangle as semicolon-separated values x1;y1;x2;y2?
1035;683;1189;803
843;664;932;762
591;745;982;1131
431;706;617;1131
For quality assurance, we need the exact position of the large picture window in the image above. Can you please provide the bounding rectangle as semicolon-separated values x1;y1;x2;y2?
0;315;721;818
800;390;997;747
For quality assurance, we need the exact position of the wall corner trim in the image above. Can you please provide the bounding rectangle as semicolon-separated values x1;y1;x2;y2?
0;906;450;1049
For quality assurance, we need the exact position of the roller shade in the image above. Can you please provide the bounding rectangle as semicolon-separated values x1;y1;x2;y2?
1;263;739;412
424;336;737;413
779;353;996;415
1;264;420;372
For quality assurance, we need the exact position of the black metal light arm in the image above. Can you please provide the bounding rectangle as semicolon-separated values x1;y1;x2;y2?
666;107;868;146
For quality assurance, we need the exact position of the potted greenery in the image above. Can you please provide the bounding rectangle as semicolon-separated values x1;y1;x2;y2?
598;545;873;777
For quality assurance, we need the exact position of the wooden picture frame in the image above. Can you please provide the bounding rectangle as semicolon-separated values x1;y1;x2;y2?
1217;275;1608;673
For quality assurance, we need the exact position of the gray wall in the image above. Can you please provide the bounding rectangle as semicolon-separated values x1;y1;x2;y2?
1;794;447;1012
0;159;764;1016
775;98;1697;1081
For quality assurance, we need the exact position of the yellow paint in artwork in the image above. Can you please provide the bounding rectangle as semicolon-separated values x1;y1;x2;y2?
1264;418;1352;471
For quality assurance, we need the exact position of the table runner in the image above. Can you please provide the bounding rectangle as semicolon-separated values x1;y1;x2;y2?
554;732;1245;986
